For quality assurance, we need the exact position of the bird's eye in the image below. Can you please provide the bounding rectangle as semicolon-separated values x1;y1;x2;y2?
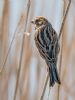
35;19;39;23
35;19;43;26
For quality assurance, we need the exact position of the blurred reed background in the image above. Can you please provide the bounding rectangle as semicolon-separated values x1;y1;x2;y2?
0;0;75;100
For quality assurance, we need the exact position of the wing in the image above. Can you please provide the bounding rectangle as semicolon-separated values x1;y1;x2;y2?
34;24;59;62
44;25;60;62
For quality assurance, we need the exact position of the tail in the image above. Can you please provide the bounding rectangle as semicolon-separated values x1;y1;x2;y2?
48;62;61;87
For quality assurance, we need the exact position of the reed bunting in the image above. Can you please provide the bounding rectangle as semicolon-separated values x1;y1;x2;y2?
31;16;61;87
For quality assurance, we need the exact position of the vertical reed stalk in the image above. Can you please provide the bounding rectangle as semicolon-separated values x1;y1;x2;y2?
13;0;31;100
58;0;71;100
0;15;23;74
40;73;49;100
58;0;71;40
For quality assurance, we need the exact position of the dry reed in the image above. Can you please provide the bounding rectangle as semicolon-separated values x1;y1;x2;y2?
58;0;71;100
13;0;31;100
0;15;24;75
40;73;49;100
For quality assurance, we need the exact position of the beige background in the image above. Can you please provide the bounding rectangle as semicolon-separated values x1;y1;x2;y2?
0;0;75;100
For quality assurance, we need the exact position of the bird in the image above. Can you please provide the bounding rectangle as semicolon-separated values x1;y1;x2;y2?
31;16;61;87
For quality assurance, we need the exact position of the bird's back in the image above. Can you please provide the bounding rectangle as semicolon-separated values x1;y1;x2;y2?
34;24;59;62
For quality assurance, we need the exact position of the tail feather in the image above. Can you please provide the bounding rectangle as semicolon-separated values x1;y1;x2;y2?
48;63;61;87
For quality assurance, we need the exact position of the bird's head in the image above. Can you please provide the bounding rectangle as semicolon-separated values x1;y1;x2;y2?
31;16;48;29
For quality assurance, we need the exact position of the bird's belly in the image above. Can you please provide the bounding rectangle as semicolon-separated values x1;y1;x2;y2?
35;40;46;59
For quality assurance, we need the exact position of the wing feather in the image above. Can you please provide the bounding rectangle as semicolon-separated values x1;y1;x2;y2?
34;24;59;62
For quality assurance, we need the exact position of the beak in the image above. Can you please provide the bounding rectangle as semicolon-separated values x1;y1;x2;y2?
31;20;35;24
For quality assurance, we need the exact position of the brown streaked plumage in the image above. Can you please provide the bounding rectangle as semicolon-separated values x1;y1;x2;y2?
31;16;61;87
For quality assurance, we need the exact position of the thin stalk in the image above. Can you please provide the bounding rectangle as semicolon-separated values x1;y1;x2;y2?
0;15;23;75
58;0;71;41
40;74;49;100
13;0;31;100
58;0;71;100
